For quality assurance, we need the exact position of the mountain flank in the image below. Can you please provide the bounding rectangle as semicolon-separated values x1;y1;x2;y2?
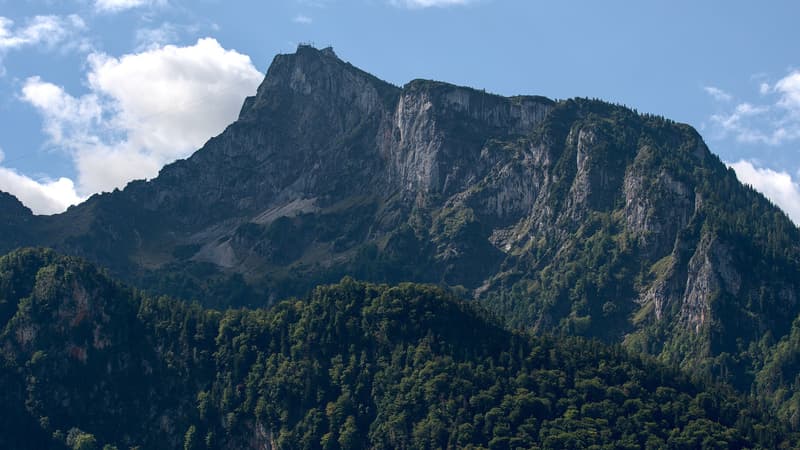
1;45;800;421
0;248;794;449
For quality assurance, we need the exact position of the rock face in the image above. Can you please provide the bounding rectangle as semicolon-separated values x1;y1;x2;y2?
1;45;800;388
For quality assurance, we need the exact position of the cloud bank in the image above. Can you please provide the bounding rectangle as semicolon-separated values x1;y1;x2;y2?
3;37;262;214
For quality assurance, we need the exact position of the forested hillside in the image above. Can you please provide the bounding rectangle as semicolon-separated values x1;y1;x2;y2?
0;249;795;449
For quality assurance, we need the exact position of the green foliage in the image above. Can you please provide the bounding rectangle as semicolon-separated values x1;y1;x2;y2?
66;428;97;450
0;249;795;448
184;425;200;450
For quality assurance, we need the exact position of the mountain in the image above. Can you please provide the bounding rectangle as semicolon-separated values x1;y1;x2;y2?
0;192;35;255
2;45;557;303
2;45;800;417
0;248;795;449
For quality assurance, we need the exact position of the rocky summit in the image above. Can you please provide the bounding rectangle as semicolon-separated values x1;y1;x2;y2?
2;45;800;420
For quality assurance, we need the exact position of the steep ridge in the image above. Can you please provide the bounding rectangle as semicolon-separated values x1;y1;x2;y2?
0;249;794;448
1;46;800;413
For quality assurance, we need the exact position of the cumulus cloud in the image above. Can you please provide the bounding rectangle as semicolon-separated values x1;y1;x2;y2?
706;70;800;146
0;15;86;53
0;167;83;215
16;37;262;213
0;146;82;214
94;0;165;13
391;0;474;8
729;160;800;225
293;15;313;24
87;38;261;162
22;77;103;144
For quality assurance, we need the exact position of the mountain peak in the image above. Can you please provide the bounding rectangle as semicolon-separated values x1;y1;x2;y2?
238;44;399;121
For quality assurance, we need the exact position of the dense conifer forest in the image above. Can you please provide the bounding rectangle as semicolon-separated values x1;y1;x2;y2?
1;249;797;449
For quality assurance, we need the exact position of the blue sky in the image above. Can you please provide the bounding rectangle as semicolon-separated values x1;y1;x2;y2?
1;0;799;223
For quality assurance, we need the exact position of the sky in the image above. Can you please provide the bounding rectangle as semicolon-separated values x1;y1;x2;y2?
1;0;799;224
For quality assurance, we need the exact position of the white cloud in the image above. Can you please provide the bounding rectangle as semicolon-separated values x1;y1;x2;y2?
706;70;800;146
729;160;800;225
775;71;800;114
18;37;262;208
391;0;474;8
0;15;86;51
704;86;732;102
0;166;83;215
21;77;103;144
94;0;164;13
85;38;262;166
293;15;313;24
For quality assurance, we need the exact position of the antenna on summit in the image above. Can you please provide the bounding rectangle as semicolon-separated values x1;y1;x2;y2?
296;42;336;58
320;46;337;58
